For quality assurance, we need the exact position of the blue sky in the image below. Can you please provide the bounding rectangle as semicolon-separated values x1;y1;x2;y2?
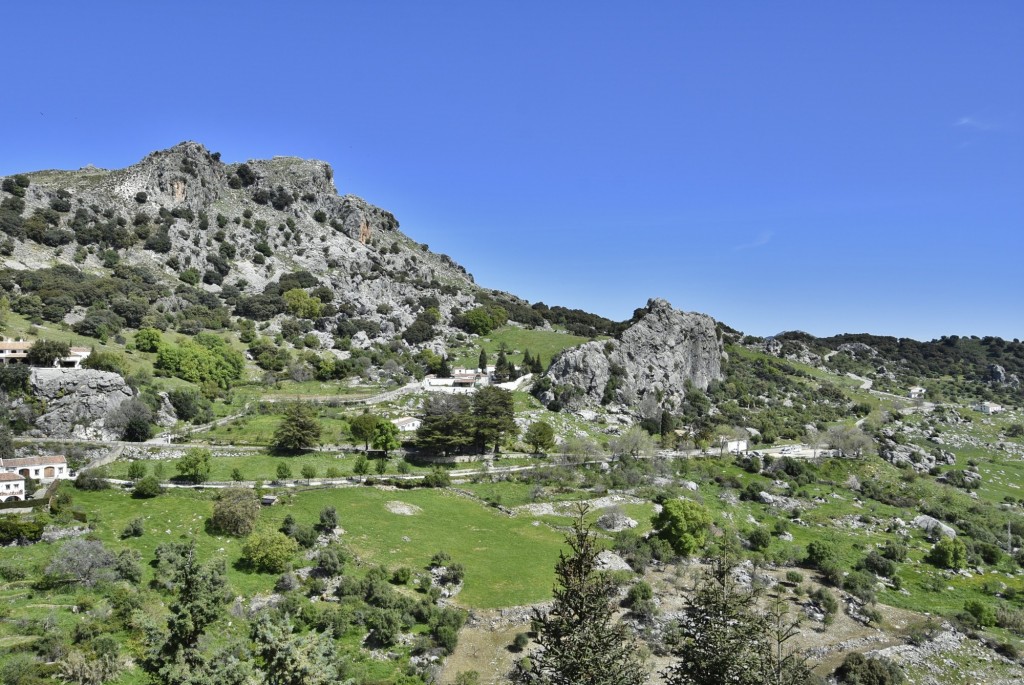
2;2;1021;341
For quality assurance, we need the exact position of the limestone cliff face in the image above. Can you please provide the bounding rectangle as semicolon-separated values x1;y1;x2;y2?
27;368;134;441
2;141;480;348
542;299;724;412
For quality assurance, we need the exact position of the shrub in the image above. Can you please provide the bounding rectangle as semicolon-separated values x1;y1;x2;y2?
121;517;145;538
834;653;905;684
963;599;997;628
805;539;840;570
74;469;110;491
241;530;298;573
211;488;260;536
926;537;967;570
135;192;148;203
132;475;161;498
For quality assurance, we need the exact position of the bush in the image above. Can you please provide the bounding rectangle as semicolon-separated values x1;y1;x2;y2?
132;476;161;498
834;653;905;684
241;530;298;573
121;517;145;538
926;537;967;570
211;488;260;536
135;192;148;203
805;539;840;570
963;599;997;628
74;469;110;491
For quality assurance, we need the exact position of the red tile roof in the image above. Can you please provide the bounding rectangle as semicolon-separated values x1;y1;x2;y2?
2;455;67;468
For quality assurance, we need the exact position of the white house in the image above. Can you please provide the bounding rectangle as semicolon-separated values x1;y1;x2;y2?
421;369;488;395
0;455;70;483
725;439;748;453
908;387;927;400
974;401;1003;415
392;417;422;432
0;340;91;368
0;472;25;501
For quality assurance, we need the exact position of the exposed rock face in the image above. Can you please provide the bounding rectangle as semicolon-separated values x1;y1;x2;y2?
28;368;134;440
542;298;723;412
987;363;1021;389
4;142;480;350
878;433;956;473
912;514;957;539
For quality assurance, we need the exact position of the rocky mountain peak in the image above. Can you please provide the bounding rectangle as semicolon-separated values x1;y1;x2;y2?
541;299;724;414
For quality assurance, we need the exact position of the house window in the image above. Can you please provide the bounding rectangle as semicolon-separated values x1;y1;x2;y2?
34;469;40;476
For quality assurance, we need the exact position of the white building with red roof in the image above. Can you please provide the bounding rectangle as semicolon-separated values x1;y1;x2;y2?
0;455;70;483
0;472;25;501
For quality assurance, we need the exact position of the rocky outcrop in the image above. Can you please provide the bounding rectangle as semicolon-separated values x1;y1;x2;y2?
987;364;1021;389
27;368;134;440
541;299;723;413
877;433;956;473
912;514;957;539
4;141;480;351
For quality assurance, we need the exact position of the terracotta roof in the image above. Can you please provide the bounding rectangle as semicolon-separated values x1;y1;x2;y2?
0;473;24;482
2;455;67;468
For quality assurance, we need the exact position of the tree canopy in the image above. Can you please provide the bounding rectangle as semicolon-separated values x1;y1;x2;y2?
273;402;323;452
518;507;646;685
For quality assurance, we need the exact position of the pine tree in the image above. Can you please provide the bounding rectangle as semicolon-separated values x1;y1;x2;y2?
439;355;452;378
531;353;544;374
661;556;813;685
494;346;510;383
518;507;646;685
522;349;533;373
478;348;488;372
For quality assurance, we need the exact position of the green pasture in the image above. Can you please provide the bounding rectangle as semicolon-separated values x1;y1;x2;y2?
448;325;592;369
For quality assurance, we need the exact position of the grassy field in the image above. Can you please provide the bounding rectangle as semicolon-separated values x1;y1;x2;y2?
2;484;568;609
448;325;593;369
264;487;567;608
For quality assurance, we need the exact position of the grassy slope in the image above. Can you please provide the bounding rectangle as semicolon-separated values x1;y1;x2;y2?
448;325;592;369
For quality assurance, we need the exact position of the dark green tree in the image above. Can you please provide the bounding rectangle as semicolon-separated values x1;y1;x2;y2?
273;402;322;452
518;507;647;685
524;421;555;454
25;339;70;367
144;546;231;681
472;386;516;453
0;426;13;460
494;344;512;383
439;354;452;378
662;557;813;685
176;448;212;484
416;394;474;457
251;613;338;685
349;412;380;451
372;420;401;458
478;348;488;372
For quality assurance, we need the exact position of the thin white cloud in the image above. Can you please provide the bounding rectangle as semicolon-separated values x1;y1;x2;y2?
735;231;773;250
954;116;997;131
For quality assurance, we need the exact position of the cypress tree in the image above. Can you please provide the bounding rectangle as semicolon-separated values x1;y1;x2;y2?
478;348;488;372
